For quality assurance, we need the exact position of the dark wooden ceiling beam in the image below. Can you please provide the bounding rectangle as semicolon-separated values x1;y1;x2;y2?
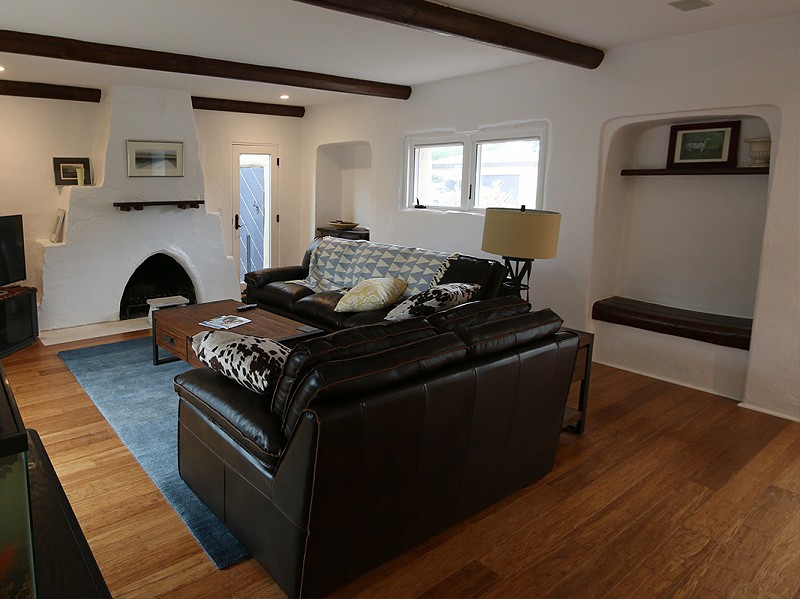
292;0;604;69
0;29;412;100
191;96;305;118
0;79;306;117
0;79;101;102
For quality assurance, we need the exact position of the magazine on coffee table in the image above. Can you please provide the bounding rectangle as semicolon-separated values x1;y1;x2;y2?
200;315;251;330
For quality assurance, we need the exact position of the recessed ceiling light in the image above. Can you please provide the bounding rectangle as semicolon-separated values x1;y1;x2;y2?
0;66;5;72
280;94;290;100
668;0;713;11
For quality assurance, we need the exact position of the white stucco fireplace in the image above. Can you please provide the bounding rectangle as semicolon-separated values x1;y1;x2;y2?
37;86;239;331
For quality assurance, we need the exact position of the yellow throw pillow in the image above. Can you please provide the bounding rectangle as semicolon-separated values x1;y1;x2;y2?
334;277;408;313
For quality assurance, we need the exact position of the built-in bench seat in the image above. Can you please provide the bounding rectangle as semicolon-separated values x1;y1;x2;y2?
591;296;752;350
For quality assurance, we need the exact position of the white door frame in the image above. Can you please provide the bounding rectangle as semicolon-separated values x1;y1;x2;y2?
230;143;279;280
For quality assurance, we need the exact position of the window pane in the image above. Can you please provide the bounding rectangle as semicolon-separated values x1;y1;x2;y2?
475;138;539;209
413;144;463;207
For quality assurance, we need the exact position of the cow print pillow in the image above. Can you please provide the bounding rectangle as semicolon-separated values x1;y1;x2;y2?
384;283;481;321
191;331;290;395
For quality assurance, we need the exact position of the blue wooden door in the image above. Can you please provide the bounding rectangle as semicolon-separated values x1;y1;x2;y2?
238;159;268;279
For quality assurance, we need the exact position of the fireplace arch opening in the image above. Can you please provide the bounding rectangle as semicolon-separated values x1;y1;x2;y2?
119;253;197;320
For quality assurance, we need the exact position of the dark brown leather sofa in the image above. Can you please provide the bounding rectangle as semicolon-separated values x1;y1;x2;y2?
244;237;506;331
173;297;579;598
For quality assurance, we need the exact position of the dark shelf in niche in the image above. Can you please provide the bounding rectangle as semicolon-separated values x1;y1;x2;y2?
621;167;769;176
113;200;204;211
592;296;752;350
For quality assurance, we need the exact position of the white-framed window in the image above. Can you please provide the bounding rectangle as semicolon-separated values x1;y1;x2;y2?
404;123;547;211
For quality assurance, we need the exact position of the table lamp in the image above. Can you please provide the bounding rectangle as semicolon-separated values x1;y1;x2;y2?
481;206;561;300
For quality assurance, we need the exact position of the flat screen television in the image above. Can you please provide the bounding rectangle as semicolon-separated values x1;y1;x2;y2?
0;215;26;287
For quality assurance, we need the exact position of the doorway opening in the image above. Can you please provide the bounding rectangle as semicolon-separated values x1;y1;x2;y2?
239;154;269;277
232;144;279;284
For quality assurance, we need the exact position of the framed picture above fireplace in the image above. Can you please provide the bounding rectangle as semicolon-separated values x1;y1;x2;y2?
127;141;184;177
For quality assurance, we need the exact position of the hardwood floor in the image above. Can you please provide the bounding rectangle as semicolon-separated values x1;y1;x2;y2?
4;333;799;598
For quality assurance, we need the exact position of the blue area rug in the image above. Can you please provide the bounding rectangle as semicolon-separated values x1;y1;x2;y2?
58;336;249;569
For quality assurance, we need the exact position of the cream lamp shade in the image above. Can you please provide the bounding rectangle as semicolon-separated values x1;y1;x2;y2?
481;207;561;259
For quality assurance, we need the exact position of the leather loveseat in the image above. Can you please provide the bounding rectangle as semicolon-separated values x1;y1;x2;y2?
245;236;505;331
173;296;579;598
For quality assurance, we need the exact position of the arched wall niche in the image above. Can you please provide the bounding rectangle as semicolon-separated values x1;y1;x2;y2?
590;107;777;400
314;141;373;230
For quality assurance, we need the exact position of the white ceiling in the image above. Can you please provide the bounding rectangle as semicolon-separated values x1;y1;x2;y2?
0;0;797;106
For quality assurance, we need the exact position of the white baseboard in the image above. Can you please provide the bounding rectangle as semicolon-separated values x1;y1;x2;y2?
738;402;800;423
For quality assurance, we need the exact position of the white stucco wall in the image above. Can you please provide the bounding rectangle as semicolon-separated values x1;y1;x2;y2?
616;117;770;318
593;108;778;402
0;88;306;294
37;86;240;329
296;16;799;420
315;142;373;230
193;109;303;267
0;95;100;294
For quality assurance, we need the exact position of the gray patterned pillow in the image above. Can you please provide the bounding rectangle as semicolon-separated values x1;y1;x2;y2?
384;283;481;321
191;331;290;395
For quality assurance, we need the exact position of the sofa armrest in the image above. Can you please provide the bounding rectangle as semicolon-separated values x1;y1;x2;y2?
245;265;307;289
437;256;506;299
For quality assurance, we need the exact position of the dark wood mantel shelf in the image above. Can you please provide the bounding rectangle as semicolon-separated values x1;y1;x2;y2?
113;200;205;211
621;167;769;176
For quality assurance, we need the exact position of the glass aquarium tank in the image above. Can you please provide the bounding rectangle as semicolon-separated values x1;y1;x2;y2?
0;366;36;598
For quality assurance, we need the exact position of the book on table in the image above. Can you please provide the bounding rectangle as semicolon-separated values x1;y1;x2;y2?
199;315;251;330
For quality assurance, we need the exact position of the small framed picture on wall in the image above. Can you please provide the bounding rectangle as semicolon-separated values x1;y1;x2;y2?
666;121;740;169
53;157;91;186
50;209;66;243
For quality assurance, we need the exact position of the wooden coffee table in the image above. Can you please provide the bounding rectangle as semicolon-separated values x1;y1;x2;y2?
152;299;317;366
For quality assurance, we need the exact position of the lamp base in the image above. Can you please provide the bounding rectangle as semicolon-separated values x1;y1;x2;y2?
501;257;533;301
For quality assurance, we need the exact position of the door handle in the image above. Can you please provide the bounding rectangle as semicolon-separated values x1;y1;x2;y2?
234;213;242;230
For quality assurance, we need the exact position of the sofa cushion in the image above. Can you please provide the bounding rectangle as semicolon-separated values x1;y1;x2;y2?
281;332;468;438
338;309;394;328
293;291;355;330
385;283;482;321
271;318;437;418
426;296;531;332
456;308;564;357
334;277;407;313
192;331;290;396
174;368;286;471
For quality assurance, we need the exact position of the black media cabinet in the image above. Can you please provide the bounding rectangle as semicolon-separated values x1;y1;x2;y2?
0;286;38;358
28;429;112;598
0;363;110;598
